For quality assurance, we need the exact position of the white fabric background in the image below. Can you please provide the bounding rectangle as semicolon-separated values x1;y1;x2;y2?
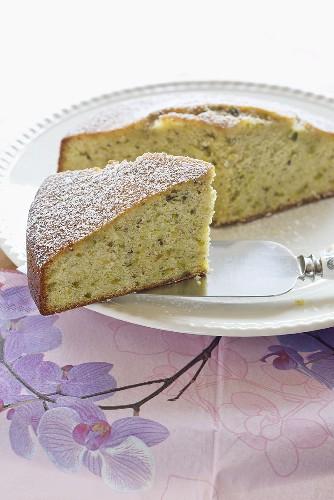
1;0;333;152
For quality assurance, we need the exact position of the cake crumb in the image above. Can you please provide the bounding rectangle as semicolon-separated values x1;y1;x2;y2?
294;299;305;306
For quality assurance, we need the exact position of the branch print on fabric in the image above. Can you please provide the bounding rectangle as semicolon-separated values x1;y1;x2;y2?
0;274;220;491
2;271;334;490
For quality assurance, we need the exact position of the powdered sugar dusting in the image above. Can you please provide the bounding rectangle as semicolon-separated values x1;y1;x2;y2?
73;103;273;134
27;153;212;267
158;109;269;128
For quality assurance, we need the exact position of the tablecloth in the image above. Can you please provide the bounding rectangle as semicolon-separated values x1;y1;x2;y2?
1;269;334;500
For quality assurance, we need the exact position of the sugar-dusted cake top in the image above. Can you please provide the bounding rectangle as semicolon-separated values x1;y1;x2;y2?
27;152;213;267
152;108;270;129
73;103;276;135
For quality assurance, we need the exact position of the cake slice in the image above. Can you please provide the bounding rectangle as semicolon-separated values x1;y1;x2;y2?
27;153;216;315
58;104;334;225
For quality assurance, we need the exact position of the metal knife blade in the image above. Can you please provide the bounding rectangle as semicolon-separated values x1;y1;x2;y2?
139;240;302;298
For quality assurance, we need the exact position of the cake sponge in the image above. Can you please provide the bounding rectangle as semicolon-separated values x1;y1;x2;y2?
27;153;216;314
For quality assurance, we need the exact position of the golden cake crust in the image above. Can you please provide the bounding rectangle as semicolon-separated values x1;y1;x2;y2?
58;104;275;169
60;104;291;136
58;103;334;171
27;152;214;314
28;264;205;316
58;102;334;228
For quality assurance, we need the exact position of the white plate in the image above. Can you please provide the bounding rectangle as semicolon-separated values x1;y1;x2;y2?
1;81;334;337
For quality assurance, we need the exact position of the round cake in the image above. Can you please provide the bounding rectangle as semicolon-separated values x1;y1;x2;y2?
58;103;334;226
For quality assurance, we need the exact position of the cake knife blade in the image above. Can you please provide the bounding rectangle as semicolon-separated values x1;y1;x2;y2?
140;240;334;298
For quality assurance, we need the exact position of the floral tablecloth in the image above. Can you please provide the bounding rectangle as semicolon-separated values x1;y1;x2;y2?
1;270;334;500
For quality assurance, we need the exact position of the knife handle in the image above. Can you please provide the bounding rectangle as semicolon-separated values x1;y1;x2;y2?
321;255;334;280
299;254;334;281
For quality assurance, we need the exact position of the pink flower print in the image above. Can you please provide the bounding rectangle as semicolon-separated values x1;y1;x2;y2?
114;323;169;355
38;397;169;491
161;475;219;500
225;336;274;363
161;332;208;357
319;400;334;436
210;346;248;379
152;362;222;424
163;334;247;380
220;392;327;476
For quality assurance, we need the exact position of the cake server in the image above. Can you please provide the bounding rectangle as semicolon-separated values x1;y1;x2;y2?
140;240;334;298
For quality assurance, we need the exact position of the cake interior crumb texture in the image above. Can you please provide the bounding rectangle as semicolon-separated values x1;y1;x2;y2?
27;153;215;314
59;105;334;225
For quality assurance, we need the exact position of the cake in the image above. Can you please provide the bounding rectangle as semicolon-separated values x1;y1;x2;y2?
27;153;216;315
58;104;334;225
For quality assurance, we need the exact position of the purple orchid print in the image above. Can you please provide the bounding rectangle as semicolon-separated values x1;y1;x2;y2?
5;272;334;491
0;276;176;492
278;329;334;351
0;285;38;320
0;362;22;404
57;362;117;400
261;345;304;370
2;315;62;363
7;400;44;459
38;397;169;491
262;328;334;389
0;287;63;407
10;354;116;400
4;359;117;461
